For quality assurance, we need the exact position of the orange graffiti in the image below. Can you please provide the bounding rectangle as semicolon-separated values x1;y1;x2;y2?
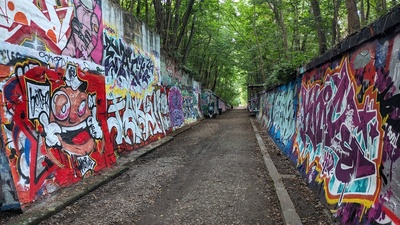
14;12;28;25
47;28;57;44
7;1;15;10
0;65;12;79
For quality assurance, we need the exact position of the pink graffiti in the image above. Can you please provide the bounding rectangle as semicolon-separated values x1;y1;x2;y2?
62;0;103;63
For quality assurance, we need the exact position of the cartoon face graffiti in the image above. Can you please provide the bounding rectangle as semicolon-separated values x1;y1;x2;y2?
39;65;102;156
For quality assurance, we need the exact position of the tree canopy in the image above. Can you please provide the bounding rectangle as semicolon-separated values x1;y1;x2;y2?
119;0;398;106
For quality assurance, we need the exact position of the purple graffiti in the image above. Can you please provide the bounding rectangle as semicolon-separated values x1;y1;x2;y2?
168;87;184;127
296;59;381;201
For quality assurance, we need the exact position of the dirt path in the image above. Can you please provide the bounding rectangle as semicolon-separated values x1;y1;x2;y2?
132;109;281;224
36;109;281;224
2;109;336;224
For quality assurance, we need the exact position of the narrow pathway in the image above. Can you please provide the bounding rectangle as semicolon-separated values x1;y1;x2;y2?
6;109;284;225
134;109;281;224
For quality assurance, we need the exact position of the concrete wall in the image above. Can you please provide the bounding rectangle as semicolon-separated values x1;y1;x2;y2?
258;7;400;224
0;0;203;210
200;90;229;116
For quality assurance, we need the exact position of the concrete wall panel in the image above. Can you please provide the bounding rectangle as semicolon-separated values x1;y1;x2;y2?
0;0;203;210
259;29;400;225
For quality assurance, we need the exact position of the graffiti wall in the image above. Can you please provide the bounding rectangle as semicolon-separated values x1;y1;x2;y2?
182;88;199;123
0;0;103;63
201;90;218;116
103;32;171;153
259;80;299;156
0;0;204;211
259;21;400;225
0;43;115;205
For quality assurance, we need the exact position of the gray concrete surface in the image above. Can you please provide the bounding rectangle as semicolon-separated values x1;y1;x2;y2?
3;110;303;225
251;119;303;225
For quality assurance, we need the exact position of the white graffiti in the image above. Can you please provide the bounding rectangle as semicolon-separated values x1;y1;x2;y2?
266;88;296;145
107;89;170;146
387;125;399;149
76;155;95;176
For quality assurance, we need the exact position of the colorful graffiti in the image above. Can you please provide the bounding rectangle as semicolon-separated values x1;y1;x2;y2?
168;87;184;128
0;44;115;204
0;0;207;211
62;0;103;63
103;33;158;93
259;34;400;223
296;58;382;209
260;81;299;155
182;89;198;123
201;90;217;116
103;33;171;153
0;0;102;63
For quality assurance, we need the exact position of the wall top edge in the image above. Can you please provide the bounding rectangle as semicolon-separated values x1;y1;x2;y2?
299;5;400;75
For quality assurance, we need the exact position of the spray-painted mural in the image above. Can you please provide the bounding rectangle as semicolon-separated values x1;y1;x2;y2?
0;43;115;205
201;90;217;116
259;33;400;224
168;86;184;128
296;57;384;224
103;33;171;154
259;80;299;156
0;0;206;212
182;89;198;123
0;0;103;63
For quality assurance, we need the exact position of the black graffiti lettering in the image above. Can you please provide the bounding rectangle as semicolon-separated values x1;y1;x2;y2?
77;156;95;176
103;34;155;91
38;52;66;67
29;87;50;116
0;50;19;62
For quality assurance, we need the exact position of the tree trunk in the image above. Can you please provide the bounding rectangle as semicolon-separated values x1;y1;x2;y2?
175;0;195;51
331;0;342;46
292;1;300;51
376;0;387;16
266;0;288;53
171;0;182;48
136;0;141;17
311;0;327;54
198;37;211;79
345;0;360;34
153;0;165;37
182;14;196;64
164;0;173;50
211;65;219;92
253;3;265;80
360;0;366;25
129;0;135;12
301;32;309;52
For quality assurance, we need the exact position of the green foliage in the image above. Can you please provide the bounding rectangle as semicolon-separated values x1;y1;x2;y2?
264;60;296;90
118;0;397;105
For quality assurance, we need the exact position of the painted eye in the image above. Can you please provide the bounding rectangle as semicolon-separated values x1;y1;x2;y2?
78;100;86;116
52;91;70;121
